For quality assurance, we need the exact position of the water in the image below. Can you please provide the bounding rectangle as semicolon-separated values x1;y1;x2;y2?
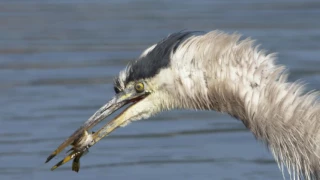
0;0;319;179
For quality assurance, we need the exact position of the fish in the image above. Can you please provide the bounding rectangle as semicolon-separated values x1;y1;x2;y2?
50;130;94;171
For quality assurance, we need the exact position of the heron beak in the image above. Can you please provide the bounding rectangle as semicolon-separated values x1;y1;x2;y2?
45;87;149;170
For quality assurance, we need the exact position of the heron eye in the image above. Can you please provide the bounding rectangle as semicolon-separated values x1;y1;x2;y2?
134;82;144;93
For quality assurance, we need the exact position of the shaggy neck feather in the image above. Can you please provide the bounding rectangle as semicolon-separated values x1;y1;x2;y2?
168;31;320;179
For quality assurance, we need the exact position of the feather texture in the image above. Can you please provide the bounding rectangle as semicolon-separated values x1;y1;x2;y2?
168;31;320;179
116;30;320;179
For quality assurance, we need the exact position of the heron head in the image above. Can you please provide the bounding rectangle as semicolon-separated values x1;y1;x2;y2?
46;31;199;168
79;31;209;136
100;31;197;127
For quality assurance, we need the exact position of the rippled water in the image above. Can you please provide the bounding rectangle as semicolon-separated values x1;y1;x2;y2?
1;0;320;180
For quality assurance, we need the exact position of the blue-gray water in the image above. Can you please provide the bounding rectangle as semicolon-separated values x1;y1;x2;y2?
1;0;320;180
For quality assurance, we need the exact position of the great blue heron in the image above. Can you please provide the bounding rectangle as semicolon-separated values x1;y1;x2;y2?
45;30;320;179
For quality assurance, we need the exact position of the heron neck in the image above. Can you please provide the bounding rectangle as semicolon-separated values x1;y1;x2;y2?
208;73;320;179
168;30;320;178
